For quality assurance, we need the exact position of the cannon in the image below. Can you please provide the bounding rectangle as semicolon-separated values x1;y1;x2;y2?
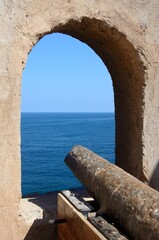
64;145;159;240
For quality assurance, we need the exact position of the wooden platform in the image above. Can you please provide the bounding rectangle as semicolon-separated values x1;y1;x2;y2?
57;190;128;240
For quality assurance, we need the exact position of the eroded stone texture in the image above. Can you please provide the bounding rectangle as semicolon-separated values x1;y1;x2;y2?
0;0;159;239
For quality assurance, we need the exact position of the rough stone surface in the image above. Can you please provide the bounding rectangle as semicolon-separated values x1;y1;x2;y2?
0;0;159;239
65;146;159;240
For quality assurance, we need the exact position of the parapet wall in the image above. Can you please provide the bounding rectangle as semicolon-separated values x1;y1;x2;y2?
0;0;159;239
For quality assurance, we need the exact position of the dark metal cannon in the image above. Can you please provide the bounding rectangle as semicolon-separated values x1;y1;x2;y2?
65;145;159;240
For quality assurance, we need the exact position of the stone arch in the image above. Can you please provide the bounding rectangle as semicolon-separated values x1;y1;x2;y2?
36;17;145;181
21;18;146;187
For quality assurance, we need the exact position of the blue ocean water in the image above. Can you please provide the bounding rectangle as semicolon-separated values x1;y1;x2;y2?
21;113;115;196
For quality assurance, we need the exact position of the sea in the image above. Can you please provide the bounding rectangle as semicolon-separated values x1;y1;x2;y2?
21;112;115;196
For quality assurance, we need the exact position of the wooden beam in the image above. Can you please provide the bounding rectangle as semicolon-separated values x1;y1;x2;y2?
57;193;106;240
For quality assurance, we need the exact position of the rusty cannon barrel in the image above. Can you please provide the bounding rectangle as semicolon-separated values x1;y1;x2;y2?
64;145;159;240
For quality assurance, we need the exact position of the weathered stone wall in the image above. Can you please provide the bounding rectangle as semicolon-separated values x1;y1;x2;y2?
0;0;159;239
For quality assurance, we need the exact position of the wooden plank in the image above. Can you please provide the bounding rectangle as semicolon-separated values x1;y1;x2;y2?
57;193;106;240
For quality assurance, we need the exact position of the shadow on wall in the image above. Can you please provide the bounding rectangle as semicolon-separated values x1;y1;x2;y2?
149;160;159;191
23;192;58;240
24;219;57;240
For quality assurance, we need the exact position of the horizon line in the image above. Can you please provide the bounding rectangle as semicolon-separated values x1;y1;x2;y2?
21;111;114;113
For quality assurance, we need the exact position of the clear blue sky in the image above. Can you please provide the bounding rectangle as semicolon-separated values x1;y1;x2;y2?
21;33;114;112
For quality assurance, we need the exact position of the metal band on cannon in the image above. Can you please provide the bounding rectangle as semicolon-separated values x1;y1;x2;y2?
65;145;159;240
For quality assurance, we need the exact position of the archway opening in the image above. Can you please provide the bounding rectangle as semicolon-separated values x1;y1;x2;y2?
21;32;115;196
21;17;146;196
53;18;145;181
